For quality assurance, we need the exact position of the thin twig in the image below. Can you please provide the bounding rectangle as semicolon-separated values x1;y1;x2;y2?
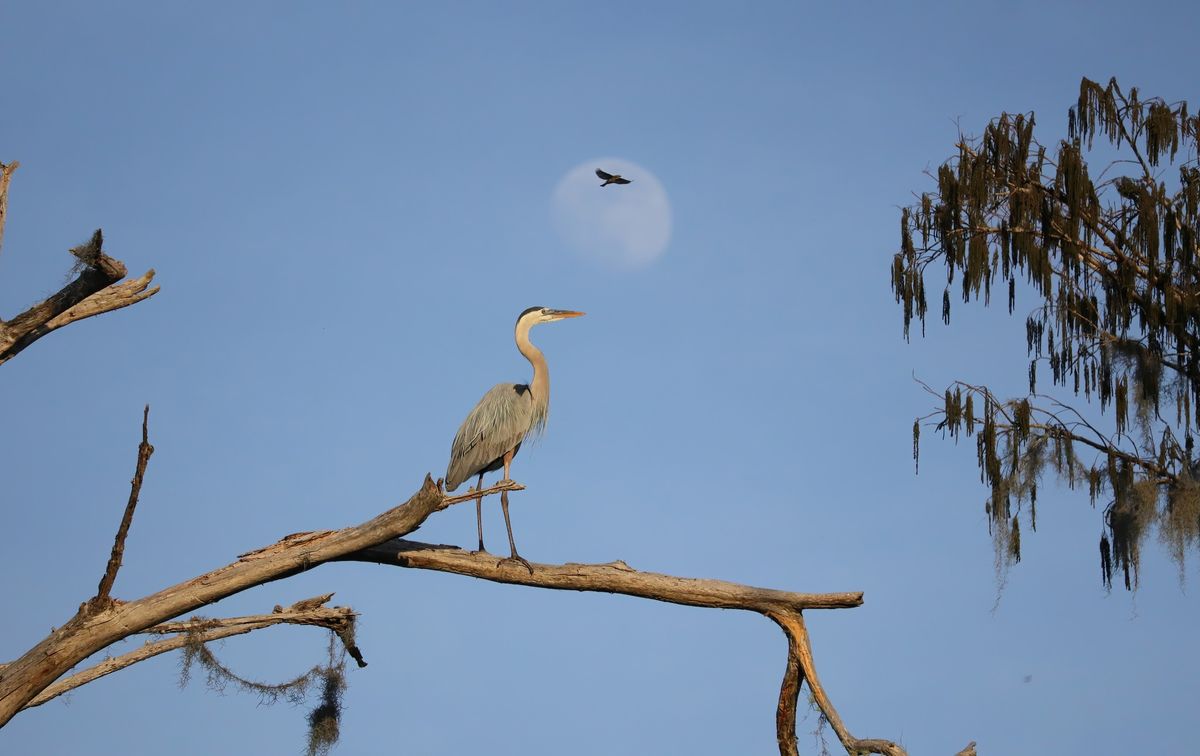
934;380;1177;480
1108;82;1155;181
92;405;154;609
437;479;526;509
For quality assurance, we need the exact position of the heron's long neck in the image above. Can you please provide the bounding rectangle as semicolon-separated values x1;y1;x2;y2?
516;322;550;430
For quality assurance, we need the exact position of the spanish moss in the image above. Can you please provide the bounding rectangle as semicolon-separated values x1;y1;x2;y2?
179;627;350;754
896;77;1200;590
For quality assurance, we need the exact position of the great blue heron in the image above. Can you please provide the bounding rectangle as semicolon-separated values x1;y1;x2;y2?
445;306;585;569
595;168;631;187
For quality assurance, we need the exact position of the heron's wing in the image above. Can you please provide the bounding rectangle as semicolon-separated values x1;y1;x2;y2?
445;383;533;491
595;169;614;180
613;177;631;184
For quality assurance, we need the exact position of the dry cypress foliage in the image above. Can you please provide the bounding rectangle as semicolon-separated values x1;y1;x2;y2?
896;77;1200;590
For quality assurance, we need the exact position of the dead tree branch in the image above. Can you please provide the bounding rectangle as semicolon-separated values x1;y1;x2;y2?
345;539;863;610
0;160;17;256
21;595;356;711
345;540;965;754
92;405;154;610
0;476;446;725
769;609;919;756
0;415;970;753
0;223;160;366
0;480;973;752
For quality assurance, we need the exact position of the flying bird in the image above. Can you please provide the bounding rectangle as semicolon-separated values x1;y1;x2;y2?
445;306;585;570
596;168;631;187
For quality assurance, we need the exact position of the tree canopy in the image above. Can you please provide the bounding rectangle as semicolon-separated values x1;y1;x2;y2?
894;77;1200;591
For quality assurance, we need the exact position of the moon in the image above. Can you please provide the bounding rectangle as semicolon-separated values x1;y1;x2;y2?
551;158;672;270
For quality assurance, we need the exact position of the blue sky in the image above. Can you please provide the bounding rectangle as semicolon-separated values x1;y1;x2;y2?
1;2;1197;754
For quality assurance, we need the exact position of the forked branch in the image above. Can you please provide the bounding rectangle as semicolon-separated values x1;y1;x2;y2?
770;609;918;756
344;540;899;753
0;479;971;752
22;595;357;710
0;221;160;366
344;541;968;753
1;428;970;753
0;475;446;724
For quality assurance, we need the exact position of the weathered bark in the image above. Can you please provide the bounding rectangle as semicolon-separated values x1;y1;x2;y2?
0;160;17;256
22;595;357;710
0;238;159;363
0;473;975;754
0;164;160;365
346;542;978;755
0;476;445;725
769;609;914;756
345;539;863;610
93;405;154;609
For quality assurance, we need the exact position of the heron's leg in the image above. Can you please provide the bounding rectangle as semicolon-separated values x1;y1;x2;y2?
473;472;487;554
498;488;533;574
496;449;532;573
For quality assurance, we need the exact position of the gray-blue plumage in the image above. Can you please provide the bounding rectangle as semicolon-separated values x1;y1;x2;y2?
445;382;541;492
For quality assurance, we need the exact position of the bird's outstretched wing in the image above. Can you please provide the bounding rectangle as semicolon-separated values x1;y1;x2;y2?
612;176;631;184
596;168;614;180
445;383;534;491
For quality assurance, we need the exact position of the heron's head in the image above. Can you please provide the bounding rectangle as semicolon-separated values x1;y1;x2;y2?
517;306;586;328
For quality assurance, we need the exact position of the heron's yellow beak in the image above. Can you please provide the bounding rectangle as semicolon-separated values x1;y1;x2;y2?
549;310;585;319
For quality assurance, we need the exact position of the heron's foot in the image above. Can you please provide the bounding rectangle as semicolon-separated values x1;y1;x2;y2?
497;553;534;575
471;546;491;556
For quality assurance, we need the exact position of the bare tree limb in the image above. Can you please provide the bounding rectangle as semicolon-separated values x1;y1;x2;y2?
345;539;863;611
0;160;17;258
0;228;159;366
0;378;976;753
770;609;913;756
0;481;950;753
0;478;978;752
39;269;158;332
0;415;968;754
0;476;447;725
22;596;355;710
0;473;858;728
92;405;154;610
772;610;805;756
346;542;984;754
